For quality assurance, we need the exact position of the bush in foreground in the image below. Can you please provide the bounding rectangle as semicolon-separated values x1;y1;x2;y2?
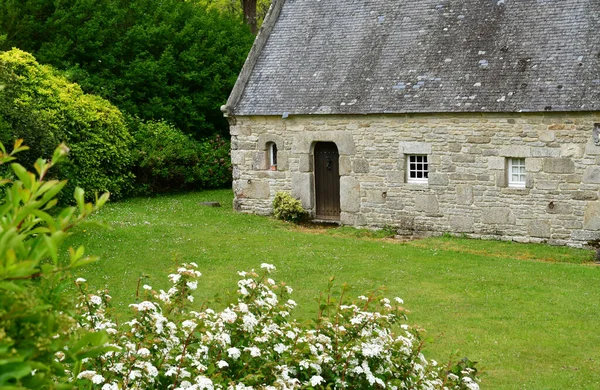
75;263;479;389
0;141;112;388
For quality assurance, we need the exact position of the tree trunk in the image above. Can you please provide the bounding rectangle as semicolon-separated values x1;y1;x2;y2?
242;0;257;34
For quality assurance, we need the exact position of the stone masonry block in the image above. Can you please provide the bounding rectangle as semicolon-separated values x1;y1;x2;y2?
572;191;599;201
542;158;575;174
525;158;543;172
488;157;505;170
299;154;312;173
237;180;270;199
584;202;600;230
415;194;439;214
582;166;600;184
481;207;514;224
528;220;551;238
428;173;449;186
456;184;473;205
352;158;370;173
366;190;386;204
231;150;245;165
340;176;360;212
538;130;555;142
561;144;583;158
252;152;267;170
450;215;474;232
338;156;352;175
499;145;531;157
291;172;314;209
399;141;431;155
532;147;561;158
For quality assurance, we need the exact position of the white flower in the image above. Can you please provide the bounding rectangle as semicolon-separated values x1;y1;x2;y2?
221;308;237;323
89;295;102;306
285;286;293;294
358;295;369;301
196;376;214;389
143;284;152;290
267;278;275;285
92;374;105;384
102;383;119;390
187;295;194;302
238;303;249;313
394;297;404;304
217;360;229;368
245;346;261;357
286;331;296;339
182;320;197;331
130;301;157;312
75;278;86;284
274;343;289;354
187;281;198;290
77;370;97;380
137;348;151;358
227;347;241;360
242;313;258;332
168;273;182;283
260;263;276;272
309;375;324;387
362;342;383;358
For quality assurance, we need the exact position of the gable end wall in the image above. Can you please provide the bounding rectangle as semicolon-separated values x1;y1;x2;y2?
230;112;600;247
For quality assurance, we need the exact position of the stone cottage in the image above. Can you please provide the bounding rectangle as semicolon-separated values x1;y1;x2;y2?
222;0;600;247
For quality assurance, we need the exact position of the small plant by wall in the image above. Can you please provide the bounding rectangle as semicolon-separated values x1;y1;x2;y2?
272;191;307;223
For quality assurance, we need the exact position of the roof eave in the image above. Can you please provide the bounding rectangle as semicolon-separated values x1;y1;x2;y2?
221;0;285;117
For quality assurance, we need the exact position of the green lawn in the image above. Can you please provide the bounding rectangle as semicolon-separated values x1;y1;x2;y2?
66;190;600;389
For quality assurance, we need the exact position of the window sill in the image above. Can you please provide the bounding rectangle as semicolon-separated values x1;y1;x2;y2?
502;187;530;195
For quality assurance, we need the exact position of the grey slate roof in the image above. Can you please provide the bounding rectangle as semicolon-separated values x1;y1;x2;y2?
228;0;600;116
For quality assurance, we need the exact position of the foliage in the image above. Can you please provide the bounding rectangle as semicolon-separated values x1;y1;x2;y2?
200;0;273;33
0;140;112;388
273;192;307;223
0;48;134;200
132;120;232;194
74;263;479;389
0;0;256;139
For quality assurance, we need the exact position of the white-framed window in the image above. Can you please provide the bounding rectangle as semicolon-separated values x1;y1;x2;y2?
508;157;526;188
407;155;428;184
267;142;278;170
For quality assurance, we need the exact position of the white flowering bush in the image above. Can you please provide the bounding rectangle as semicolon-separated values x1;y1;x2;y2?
73;264;479;389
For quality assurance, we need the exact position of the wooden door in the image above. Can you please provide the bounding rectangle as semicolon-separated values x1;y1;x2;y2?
314;142;340;220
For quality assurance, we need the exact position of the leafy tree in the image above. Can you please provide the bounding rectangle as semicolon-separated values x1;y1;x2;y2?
0;48;134;200
201;0;272;33
0;0;255;139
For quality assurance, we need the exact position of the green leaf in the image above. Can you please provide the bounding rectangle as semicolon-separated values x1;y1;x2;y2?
10;163;32;188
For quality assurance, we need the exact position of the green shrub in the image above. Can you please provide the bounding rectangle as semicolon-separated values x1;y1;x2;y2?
0;49;134;200
0;140;113;388
74;264;480;389
0;0;256;139
132;120;232;194
273;191;308;223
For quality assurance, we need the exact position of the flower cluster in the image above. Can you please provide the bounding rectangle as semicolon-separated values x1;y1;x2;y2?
72;263;479;389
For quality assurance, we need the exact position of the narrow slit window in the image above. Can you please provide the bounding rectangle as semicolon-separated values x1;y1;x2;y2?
407;155;428;184
508;157;526;188
268;142;278;170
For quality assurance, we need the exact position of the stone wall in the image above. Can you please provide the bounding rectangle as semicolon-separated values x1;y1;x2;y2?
229;112;600;247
